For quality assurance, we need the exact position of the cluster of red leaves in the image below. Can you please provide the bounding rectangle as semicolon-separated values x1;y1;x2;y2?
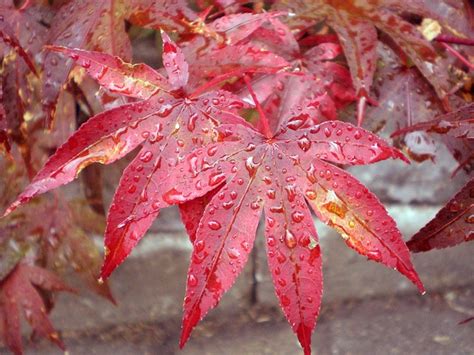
0;0;473;354
0;153;113;354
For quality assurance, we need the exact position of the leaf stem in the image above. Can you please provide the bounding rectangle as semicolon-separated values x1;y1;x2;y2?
435;35;474;46
441;43;474;70
405;80;412;127
243;75;272;138
18;0;31;11
189;66;285;99
356;96;366;127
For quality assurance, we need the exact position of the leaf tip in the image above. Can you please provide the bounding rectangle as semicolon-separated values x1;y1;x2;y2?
49;331;66;349
395;149;411;164
160;29;170;41
101;283;117;305
179;307;201;349
179;327;191;349
297;323;312;355
44;44;66;53
413;274;425;295
3;201;18;218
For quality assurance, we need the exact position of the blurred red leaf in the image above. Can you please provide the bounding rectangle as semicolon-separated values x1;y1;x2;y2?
0;1;50;160
275;0;457;124
0;264;74;355
42;0;197;124
392;103;474;140
408;178;474;252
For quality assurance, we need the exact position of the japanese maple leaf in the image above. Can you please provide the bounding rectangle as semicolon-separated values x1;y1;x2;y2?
392;103;474;140
407;178;474;252
4;32;254;279
391;101;474;172
0;156;114;302
274;0;455;123
46;198;115;302
0;263;74;355
384;0;474;39
238;32;355;128
0;79;7;152
135;114;424;353
42;0;197;124
182;11;290;89
0;1;47;156
0;12;37;76
363;43;472;169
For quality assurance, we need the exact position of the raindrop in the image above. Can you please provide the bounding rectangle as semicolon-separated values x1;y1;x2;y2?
250;201;260;210
227;247;241;259
285;229;297;249
270;205;284;213
195;240;205;252
449;201;460;213
208;220;222;230
140;151;153;163
209;172;226;187
208;146;218;156
187;113;198;132
281;295;291;306
299;235;310;247
285;185;297;202
187;274;198;287
297;136;312;152
366;250;381;260
163;188;187;204
223;201;234;209
267;217;276;227
245;156;258;177
267;236;276;247
291;211;304;223
266;189;276;199
276;252;287;264
306;164;317;183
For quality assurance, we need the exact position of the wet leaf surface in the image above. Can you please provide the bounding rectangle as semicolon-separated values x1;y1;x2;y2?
408;178;474;252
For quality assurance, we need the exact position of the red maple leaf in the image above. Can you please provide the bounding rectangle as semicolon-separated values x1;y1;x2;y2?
1;12;426;355
152;116;424;353
407;178;474;252
392;103;474;140
0;1;45;157
42;0;197;124
3;32;272;279
237;35;355;127
0;77;7;152
0;12;37;76
181;11;290;92
275;0;457;124
0;264;74;355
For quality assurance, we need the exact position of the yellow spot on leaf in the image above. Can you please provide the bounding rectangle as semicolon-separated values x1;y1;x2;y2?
419;18;442;41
